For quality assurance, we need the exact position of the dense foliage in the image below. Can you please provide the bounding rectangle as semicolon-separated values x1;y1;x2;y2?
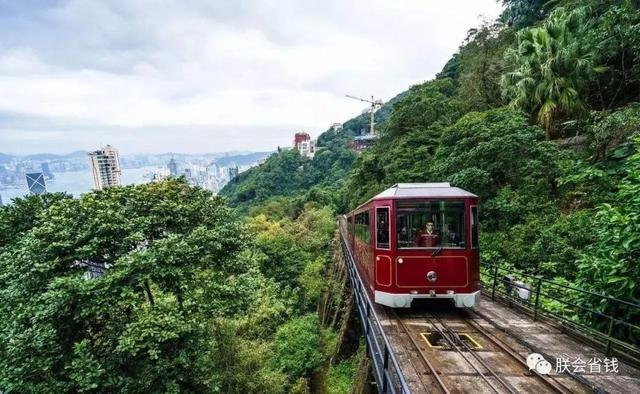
0;180;340;392
344;0;640;331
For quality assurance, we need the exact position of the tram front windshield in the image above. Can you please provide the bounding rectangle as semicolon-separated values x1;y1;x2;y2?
396;200;466;249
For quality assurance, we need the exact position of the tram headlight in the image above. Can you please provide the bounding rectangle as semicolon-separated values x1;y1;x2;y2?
397;258;403;264
426;271;437;282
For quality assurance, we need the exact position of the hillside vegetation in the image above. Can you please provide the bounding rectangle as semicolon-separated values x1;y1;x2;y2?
0;180;342;392
224;0;640;332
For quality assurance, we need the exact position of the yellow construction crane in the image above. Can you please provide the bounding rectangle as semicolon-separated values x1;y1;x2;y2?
345;94;384;135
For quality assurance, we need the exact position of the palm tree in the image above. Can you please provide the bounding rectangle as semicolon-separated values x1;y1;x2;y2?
501;7;603;140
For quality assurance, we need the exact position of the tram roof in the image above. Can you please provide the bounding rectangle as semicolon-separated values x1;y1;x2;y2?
373;183;477;199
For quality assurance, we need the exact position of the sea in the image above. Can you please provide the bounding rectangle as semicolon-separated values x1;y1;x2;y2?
0;166;160;205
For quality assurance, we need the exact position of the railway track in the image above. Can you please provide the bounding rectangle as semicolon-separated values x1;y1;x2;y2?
460;311;576;394
387;306;582;393
387;307;450;393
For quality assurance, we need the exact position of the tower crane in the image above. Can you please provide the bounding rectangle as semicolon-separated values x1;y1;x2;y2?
345;94;384;135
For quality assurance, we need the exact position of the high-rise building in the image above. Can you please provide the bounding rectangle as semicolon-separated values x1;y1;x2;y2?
88;145;122;190
26;172;47;195
0;193;3;207
41;162;55;179
293;132;316;158
168;157;178;176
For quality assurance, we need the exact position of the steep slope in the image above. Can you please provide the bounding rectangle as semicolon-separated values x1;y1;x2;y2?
219;91;407;209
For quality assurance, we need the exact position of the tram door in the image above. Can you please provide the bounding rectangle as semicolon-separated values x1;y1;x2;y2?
375;207;393;288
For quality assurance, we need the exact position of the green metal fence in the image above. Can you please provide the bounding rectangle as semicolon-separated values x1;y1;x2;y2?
480;261;640;365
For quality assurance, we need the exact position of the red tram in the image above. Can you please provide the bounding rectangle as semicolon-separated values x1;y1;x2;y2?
345;183;480;308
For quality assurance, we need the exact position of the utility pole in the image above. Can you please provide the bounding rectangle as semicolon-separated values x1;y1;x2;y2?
345;94;384;135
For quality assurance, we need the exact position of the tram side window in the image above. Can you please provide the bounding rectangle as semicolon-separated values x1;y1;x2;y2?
471;206;479;248
376;207;390;249
355;211;371;244
396;200;466;249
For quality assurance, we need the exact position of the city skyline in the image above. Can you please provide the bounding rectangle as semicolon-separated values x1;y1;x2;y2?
0;143;271;204
0;0;502;155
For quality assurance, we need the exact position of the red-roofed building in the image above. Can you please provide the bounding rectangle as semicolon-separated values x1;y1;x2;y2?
293;132;316;158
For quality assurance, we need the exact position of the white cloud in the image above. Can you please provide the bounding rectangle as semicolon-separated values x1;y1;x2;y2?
0;0;502;154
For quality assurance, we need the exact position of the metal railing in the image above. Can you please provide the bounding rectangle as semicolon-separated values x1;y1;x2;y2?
339;218;410;394
481;261;640;365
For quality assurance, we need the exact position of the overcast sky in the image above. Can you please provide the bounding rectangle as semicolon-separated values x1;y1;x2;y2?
0;0;502;155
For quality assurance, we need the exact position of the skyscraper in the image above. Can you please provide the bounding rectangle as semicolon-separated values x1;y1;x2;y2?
168;157;178;176
88;145;122;190
0;193;3;207
41;162;55;179
26;172;47;195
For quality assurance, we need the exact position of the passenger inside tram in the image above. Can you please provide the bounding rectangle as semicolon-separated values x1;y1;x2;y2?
414;222;440;247
396;200;466;249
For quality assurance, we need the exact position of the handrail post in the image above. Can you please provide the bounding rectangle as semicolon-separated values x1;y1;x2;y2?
605;312;615;356
365;303;370;335
382;347;389;393
533;276;542;321
491;262;499;301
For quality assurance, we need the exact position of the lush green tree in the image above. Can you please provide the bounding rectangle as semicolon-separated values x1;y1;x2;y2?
344;79;466;208
432;108;559;229
501;7;604;139
500;0;553;27
223;149;307;206
221;144;354;212
437;53;462;80
455;23;515;112
586;103;640;162
342;149;387;210
575;138;640;333
381;78;462;139
0;192;71;248
0;180;286;392
251;214;312;287
249;203;335;312
273;315;324;382
586;1;640;109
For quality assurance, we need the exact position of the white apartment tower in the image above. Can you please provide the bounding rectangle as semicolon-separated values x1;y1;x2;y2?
88;145;122;190
293;132;316;158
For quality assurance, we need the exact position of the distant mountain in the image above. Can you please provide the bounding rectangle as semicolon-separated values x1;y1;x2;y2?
213;151;271;167
0;151;89;162
0;150;271;167
0;153;14;164
23;151;89;161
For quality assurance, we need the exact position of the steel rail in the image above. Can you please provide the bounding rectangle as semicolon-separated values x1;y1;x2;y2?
467;307;604;394
386;307;450;394
435;313;519;394
463;316;572;394
421;312;507;394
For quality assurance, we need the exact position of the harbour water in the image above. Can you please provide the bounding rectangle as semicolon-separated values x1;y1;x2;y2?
0;166;160;204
